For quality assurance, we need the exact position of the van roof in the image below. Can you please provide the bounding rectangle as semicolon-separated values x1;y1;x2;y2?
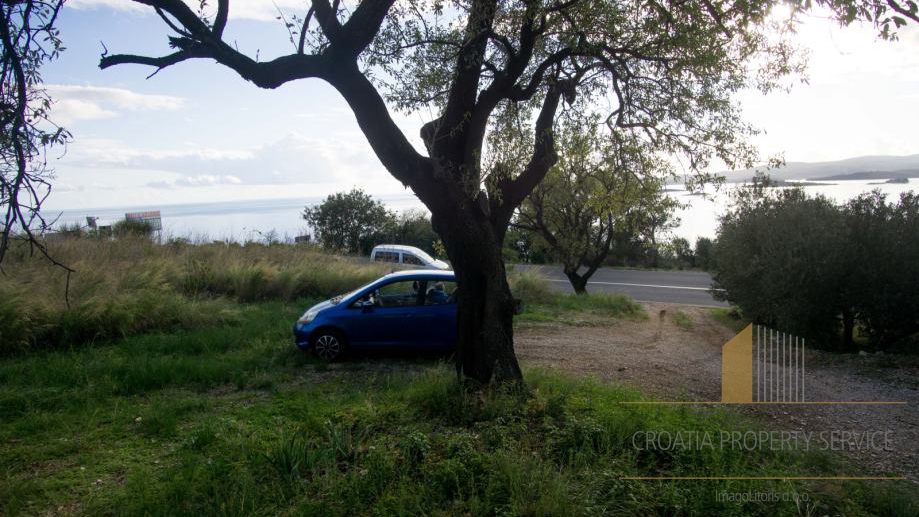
372;244;426;253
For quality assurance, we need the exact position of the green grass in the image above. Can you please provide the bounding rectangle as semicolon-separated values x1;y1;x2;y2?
518;292;647;324
672;309;694;329
509;268;647;324
0;237;387;354
1;301;914;516
710;307;749;333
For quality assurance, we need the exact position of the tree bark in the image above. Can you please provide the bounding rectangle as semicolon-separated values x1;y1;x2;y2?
430;197;523;386
564;265;589;295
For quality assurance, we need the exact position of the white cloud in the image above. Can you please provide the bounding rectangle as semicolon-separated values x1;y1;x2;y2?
66;138;253;166
47;85;185;124
68;0;310;22
146;180;174;190
52;99;119;124
175;174;243;187
48;84;185;111
67;0;145;14
61;133;389;187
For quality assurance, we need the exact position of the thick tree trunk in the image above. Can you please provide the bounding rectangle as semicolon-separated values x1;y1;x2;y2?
431;202;523;386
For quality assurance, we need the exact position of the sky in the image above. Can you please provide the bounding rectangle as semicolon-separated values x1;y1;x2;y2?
39;1;919;211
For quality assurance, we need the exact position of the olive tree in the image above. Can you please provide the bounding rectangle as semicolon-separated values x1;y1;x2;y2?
100;0;916;384
712;177;853;349
514;120;676;293
845;190;919;349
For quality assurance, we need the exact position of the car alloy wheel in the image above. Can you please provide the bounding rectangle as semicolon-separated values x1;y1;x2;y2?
314;334;342;361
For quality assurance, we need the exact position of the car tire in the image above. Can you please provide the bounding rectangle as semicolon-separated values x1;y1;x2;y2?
311;329;346;362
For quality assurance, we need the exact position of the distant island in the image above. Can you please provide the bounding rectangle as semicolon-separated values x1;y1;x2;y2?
772;180;834;187
711;154;919;184
869;177;910;185
813;169;919;182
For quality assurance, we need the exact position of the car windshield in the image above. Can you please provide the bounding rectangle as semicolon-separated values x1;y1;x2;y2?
329;280;376;305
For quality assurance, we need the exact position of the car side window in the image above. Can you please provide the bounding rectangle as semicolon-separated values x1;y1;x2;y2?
425;280;457;305
374;251;399;263
402;254;423;266
376;280;422;307
349;292;374;309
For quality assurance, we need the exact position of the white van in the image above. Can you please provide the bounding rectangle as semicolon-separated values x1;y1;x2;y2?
370;244;449;270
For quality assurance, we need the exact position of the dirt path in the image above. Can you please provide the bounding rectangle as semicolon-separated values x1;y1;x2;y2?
515;304;919;482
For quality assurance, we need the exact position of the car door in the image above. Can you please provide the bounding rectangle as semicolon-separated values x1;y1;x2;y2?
352;278;424;346
411;279;458;348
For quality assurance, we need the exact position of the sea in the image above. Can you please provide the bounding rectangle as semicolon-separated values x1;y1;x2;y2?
46;179;918;244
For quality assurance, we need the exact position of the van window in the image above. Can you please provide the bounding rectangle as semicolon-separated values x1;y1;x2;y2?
402;253;423;266
374;251;399;263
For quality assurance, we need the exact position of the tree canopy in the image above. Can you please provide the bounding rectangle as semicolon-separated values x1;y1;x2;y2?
514;118;677;293
304;189;395;254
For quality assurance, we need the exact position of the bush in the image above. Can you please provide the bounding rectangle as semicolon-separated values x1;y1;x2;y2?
112;219;156;239
694;237;715;270
507;268;554;305
712;185;850;348
713;181;919;351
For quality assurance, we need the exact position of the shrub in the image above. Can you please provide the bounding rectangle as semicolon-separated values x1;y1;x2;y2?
712;182;851;349
713;182;919;351
507;268;554;305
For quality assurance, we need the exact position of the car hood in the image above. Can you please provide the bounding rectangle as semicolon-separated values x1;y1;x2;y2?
309;299;336;313
432;259;450;270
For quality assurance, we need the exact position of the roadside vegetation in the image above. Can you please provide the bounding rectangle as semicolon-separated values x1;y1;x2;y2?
0;235;643;355
671;309;694;330
0;236;387;354
510;269;646;324
711;177;919;352
2;303;914;516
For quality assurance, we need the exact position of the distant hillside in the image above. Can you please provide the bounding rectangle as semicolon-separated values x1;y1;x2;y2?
720;154;919;183
813;169;919;181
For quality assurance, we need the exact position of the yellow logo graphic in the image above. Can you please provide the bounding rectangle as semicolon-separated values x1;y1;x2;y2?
721;324;753;403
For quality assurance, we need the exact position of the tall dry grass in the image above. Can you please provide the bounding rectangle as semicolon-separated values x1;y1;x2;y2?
0;236;388;353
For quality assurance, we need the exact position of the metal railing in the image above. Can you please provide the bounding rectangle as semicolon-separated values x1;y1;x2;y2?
754;325;805;402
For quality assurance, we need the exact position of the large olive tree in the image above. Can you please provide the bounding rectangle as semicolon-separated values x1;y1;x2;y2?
100;0;917;384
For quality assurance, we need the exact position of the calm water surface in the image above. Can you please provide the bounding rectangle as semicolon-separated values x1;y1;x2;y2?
48;180;917;243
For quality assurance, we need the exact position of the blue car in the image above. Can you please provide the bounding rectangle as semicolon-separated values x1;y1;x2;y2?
293;270;457;360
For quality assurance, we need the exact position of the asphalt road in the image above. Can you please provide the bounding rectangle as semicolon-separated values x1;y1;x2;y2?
514;265;728;307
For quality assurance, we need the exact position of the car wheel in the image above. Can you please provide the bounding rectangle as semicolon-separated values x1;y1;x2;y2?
312;330;345;361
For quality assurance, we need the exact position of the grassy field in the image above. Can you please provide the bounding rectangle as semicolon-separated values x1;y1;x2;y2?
1;238;915;515
1;302;915;515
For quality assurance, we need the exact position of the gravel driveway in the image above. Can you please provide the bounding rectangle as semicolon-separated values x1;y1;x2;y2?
514;303;919;483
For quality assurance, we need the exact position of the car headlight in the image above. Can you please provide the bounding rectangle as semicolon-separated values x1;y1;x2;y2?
297;310;318;325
